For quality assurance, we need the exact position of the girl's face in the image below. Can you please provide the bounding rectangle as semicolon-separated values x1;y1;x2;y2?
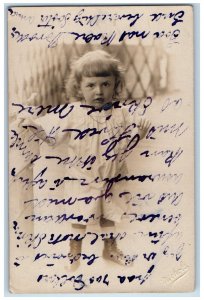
80;76;115;108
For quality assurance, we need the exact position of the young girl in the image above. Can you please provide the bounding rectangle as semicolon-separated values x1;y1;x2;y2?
24;49;150;269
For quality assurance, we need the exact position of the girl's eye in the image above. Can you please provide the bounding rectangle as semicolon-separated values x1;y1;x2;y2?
86;84;94;88
103;82;110;87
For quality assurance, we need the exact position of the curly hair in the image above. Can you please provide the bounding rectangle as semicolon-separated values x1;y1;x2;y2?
65;49;125;102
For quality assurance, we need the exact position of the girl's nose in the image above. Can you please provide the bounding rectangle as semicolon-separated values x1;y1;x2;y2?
95;85;103;95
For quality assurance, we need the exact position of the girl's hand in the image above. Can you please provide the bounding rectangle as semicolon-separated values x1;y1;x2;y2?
21;118;47;141
137;118;151;140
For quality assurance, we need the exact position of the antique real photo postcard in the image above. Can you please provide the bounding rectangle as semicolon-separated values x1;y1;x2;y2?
8;5;195;293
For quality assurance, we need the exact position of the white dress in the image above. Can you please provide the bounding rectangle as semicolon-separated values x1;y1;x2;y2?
35;102;136;225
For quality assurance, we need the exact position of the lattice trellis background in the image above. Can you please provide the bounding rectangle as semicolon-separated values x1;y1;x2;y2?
12;40;168;107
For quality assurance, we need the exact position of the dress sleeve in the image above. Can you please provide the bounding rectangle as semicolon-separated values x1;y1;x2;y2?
122;105;149;131
34;113;70;146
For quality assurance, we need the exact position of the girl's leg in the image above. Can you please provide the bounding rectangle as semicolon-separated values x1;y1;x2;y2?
101;219;133;266
69;223;86;270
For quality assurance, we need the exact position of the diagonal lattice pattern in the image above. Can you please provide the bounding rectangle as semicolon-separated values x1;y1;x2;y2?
12;40;167;106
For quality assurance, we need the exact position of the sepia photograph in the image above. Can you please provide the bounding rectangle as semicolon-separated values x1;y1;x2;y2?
8;5;195;294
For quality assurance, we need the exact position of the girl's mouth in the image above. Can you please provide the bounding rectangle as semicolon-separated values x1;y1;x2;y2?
94;98;104;103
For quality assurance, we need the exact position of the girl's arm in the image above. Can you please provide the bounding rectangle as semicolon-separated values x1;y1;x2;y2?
21;114;66;146
21;117;50;144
